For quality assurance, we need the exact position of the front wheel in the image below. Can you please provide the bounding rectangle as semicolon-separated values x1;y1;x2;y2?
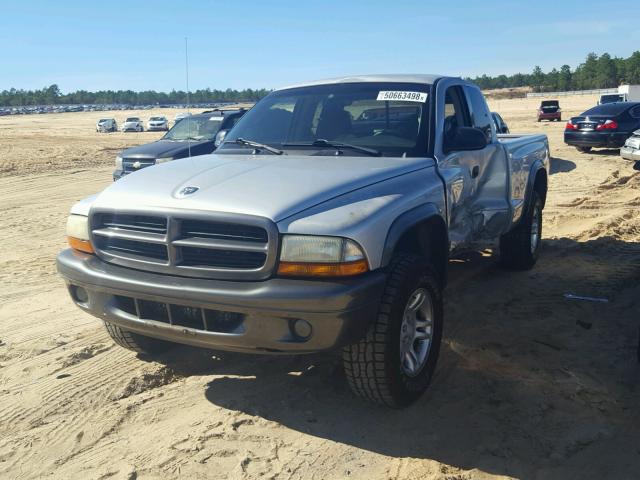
104;322;174;355
343;254;443;408
499;190;543;270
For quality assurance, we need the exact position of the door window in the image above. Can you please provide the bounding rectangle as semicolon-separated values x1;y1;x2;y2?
464;85;493;141
443;86;471;142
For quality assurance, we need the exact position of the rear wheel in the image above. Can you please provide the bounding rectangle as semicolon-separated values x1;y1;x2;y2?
499;190;543;270
104;322;174;355
576;146;592;153
342;254;443;408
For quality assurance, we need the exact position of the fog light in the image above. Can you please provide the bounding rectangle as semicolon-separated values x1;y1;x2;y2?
71;285;89;304
291;319;312;339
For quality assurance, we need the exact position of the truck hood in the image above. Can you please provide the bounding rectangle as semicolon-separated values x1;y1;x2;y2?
92;153;434;222
120;139;209;159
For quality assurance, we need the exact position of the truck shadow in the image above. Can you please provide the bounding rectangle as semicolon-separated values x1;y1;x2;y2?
549;156;576;174
586;148;621;156
156;236;640;480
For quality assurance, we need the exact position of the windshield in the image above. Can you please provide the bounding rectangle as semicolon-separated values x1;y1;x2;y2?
98;119;110;123
125;117;139;122
149;117;165;121
221;82;431;157
163;116;223;141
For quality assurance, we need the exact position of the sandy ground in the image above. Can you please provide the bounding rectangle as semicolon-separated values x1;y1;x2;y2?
0;96;639;480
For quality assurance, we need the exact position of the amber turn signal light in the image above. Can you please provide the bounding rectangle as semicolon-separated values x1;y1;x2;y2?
277;259;368;277
67;236;94;254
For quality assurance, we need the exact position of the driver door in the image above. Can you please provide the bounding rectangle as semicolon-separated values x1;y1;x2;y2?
434;83;493;250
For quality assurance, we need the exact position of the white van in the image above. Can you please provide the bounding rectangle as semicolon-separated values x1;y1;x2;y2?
599;85;640;105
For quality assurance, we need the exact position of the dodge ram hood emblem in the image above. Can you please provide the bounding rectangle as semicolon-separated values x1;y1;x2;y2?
177;186;199;197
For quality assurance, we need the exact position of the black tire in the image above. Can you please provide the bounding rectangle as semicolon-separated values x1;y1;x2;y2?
342;254;443;408
576;146;591;153
104;322;173;354
499;190;543;270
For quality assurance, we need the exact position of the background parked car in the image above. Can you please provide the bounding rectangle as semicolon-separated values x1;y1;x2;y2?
621;129;640;161
491;112;509;134
565;102;640;152
537;100;561;122
121;117;144;132
96;118;117;132
147;116;169;131
113;109;247;180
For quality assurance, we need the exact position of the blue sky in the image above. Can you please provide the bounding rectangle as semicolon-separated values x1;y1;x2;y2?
2;0;639;92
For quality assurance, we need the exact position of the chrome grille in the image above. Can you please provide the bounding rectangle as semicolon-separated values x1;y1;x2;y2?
91;209;277;280
99;213;168;234
180;219;268;243
122;157;156;173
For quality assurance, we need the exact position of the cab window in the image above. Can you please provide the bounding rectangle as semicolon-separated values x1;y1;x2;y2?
464;85;493;141
443;86;471;143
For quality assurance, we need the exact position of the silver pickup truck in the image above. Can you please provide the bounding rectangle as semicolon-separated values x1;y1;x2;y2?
58;75;549;407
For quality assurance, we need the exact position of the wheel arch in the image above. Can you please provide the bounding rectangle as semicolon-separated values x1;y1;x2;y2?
532;165;548;208
523;161;548;212
380;204;449;287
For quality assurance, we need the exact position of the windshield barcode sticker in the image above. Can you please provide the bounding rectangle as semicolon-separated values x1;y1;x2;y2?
376;91;428;103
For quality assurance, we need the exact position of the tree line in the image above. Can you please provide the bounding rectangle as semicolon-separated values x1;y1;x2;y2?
0;86;271;107
3;51;640;106
469;51;640;92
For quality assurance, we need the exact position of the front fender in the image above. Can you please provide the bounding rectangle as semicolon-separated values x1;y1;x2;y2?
380;203;446;266
277;169;446;270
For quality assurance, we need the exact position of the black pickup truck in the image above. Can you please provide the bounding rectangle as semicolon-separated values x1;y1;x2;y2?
113;109;247;180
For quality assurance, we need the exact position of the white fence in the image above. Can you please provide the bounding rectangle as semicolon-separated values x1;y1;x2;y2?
526;88;617;98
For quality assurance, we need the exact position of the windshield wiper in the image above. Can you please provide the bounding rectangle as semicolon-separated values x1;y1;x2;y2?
235;138;283;155
283;139;381;157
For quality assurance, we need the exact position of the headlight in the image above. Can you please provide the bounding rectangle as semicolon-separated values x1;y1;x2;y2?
155;157;173;164
115;155;123;169
278;235;368;277
66;215;94;253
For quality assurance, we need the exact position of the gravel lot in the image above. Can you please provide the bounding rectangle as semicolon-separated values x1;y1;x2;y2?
0;97;639;480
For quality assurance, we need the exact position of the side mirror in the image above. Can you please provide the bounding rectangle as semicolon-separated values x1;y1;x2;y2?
444;126;487;153
634;161;640;171
214;129;229;147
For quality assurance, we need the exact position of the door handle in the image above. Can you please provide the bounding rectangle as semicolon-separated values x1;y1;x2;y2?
471;165;480;178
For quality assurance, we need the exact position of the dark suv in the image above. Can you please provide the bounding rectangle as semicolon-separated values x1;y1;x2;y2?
113;109;247;180
537;100;561;122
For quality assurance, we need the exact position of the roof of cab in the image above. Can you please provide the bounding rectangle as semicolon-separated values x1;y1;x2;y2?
276;74;449;91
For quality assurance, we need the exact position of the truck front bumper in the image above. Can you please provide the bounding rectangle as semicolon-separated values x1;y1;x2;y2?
57;249;386;354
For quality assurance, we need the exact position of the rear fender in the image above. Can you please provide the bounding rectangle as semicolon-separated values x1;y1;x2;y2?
513;161;547;228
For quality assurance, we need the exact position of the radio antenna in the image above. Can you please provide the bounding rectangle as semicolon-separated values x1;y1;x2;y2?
185;36;191;158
